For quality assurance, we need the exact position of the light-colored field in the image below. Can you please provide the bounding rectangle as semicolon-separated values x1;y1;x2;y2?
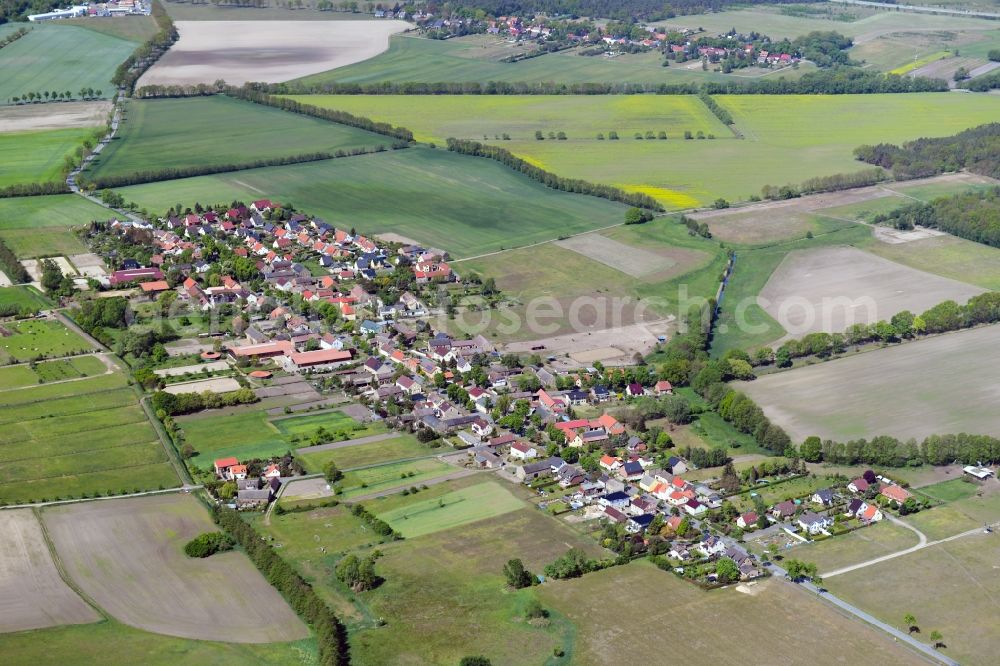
161;376;241;394
554;232;703;279
758;246;984;336
44;494;309;642
739;324;1000;441
377;481;525;538
826;532;1000;666
0;101;111;133
139;20;409;87
795;520;922;573
154;360;229;377
0;509;99;633
540;558;922;665
866;230;1000;291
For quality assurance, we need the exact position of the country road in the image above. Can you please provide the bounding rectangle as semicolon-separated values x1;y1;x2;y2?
0;485;202;511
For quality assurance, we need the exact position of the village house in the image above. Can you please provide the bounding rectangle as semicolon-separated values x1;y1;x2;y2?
798;511;833;535
880;484;912;506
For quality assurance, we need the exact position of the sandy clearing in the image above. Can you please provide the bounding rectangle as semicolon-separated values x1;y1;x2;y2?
871;224;945;244
0;509;100;634
139;20;410;87
501;318;674;369
0;101;112;133
154;360;230;377
67;252;108;279
44;494;308;643
556;234;683;278
162;376;242;394
282;476;333;500
758;246;984;337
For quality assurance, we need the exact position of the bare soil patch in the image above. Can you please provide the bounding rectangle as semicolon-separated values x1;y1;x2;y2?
0;509;99;634
0;101;112;133
43;494;308;642
375;232;423;247
67;252;108;279
154;360;230;377
758;246;984;336
871;224;945;244
555;233;704;279
162;376;241;394
502;318;674;369
139;20;409;87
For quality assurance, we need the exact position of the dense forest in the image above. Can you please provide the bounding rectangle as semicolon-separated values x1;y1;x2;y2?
441;0;820;21
854;122;1000;180
0;0;57;23
873;187;1000;248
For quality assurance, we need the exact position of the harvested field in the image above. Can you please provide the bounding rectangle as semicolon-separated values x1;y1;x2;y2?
738;325;1000;441
0;101;112;133
0;509;99;633
757;246;984;336
254;379;320;401
43;494;309;643
162;376;241;394
139;20;409;87
555;232;705;279
540;559;922;665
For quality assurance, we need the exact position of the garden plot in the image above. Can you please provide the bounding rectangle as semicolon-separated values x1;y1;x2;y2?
757;246;984;336
43;494;309;643
138;20;409;87
0;509;99;634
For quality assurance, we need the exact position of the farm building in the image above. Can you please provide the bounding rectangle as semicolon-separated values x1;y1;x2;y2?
281;348;354;371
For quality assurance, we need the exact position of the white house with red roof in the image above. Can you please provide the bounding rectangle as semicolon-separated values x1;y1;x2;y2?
510;441;538;460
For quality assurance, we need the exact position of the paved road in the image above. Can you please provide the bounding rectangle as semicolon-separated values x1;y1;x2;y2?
295;432;401;455
823;519;997;579
829;0;1000;19
0;485;202;511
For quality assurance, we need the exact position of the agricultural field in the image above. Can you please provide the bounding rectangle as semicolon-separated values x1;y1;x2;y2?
0;509;99;633
0;318;93;363
161;0;375;20
43;494;309;642
826;533;1000;666
0;371;177;504
297;433;434;472
376;480;526;538
901;489;1000;541
459;217;725;344
114;146;629;258
0;100;112;133
138;20;409;87
286;93;1000;207
797;520;922;574
0;194;111;258
738;324;1000;442
0;127;100;187
757;246;984;336
0;24;137;105
178;408;380;463
63;15;159;42
540;558;921;665
0;355;107;390
336;458;456;499
89;96;390;182
0;286;49;311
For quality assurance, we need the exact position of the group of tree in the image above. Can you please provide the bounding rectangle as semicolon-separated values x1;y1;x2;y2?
183;532;234;558
854;122;1000;180
803;432;1000;468
212;506;349;665
150;387;258;416
75;296;131;332
112;0;179;94
0;182;69;198
624;207;655;224
503;558;536;588
39;258;74;297
542;548;619;579
11;89;92;104
335;552;381;591
703;67;947;95
771;30;854;68
961;67;1000;92
0;237;29;284
350;503;400;540
783;558;820;584
872;187;1000;249
760;167;887;200
446;138;662;210
678;214;712;238
0;26;28;49
698;91;733;124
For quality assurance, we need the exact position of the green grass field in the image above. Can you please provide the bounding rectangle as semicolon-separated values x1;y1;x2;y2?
0;24;137;105
0;374;177;504
903;491;1000;540
0;194;112;258
797;521;921;574
0;286;50;310
866;235;1000;292
0;319;93;363
337;458;455;499
914;478;982;503
283;93;1000;208
377;481;526;538
298;434;435;472
179;408;379;463
0;128;100;187
89;96;390;182
63;15;159;42
114;146;628;258
0;620;317;666
0;355;106;389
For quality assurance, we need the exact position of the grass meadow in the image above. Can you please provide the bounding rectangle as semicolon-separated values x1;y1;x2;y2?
298;433;435;472
0;355;106;390
0;319;93;363
285;93;1000;208
376;481;525;538
0;372;177;504
0;286;49;310
0;24;136;105
796;520;921;574
90;96;390;182
115;146;628;258
0;128;101;187
336;458;455;499
0;194;111;258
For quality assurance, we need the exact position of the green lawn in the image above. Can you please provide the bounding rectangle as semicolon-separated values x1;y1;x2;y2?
0;128;100;187
337;459;456;499
796;520;921;574
299;434;435;472
0;24;136;105
0;354;106;389
89;96;390;182
114;146;629;258
0;194;112;258
179;408;379;463
0;319;93;363
0;286;50;310
903;491;1000;540
915;478;982;503
281;93;1000;208
377;480;526;538
863;234;1000;292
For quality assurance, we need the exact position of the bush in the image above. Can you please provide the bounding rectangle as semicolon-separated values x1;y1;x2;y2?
184;532;234;558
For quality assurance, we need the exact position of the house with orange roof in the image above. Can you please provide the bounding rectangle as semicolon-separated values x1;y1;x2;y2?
880;484;912;505
214;456;239;479
599;454;622;471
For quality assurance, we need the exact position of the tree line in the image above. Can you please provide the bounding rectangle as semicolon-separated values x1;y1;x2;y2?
435;0;822;22
854;122;1000;181
806;433;1000;468
0;182;69;198
760;168;887;200
0;26;28;50
112;0;177;94
212;506;349;666
0;237;29;284
445;138;663;210
150;387;258;416
698;91;733;125
78;146;403;190
872;187;1000;249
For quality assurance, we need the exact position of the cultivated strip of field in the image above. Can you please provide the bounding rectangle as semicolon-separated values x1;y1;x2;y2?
0;101;112;133
377;481;526;538
738;324;1000;441
554;232;698;278
0;195;111;259
0;509;99;633
138;20;409;87
43;494;309;643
